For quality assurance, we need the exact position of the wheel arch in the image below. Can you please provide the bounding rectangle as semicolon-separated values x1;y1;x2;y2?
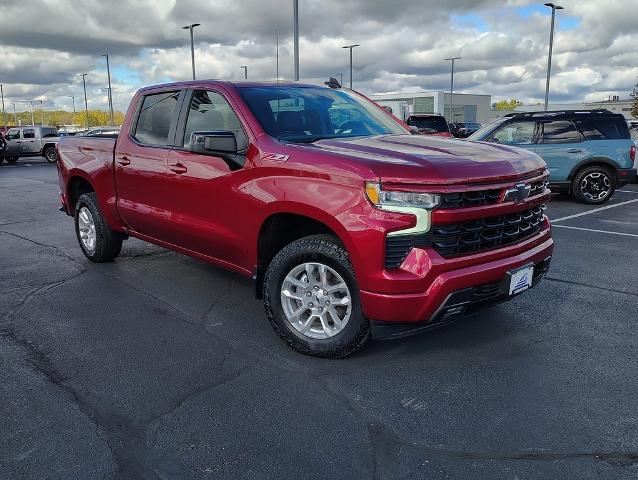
567;157;619;181
253;208;358;299
67;175;95;212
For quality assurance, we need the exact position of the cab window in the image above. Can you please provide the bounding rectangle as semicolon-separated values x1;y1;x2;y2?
22;129;35;139
182;90;247;150
490;121;535;145
539;121;582;144
133;91;179;146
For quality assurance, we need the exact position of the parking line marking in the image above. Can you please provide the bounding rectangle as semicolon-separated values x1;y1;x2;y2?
553;224;638;238
551;199;638;223
617;190;638;194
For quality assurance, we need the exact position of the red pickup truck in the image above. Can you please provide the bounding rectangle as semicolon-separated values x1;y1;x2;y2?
57;81;553;358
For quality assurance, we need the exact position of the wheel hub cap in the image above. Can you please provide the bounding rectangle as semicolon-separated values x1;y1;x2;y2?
581;172;610;201
78;206;97;253
280;262;352;340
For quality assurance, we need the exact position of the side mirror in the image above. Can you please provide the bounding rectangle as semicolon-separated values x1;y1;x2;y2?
189;130;245;170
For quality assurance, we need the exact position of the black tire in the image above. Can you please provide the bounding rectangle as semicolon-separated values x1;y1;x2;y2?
43;146;57;163
74;192;123;262
263;234;370;358
5;156;18;164
0;157;4;165
571;165;615;204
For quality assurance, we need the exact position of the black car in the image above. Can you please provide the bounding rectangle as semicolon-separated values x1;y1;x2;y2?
451;122;482;138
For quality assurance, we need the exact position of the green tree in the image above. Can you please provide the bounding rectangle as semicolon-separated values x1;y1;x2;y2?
8;109;125;128
631;79;638;119
494;98;521;110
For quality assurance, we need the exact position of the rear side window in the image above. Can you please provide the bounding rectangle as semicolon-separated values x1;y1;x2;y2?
133;92;179;146
22;129;35;139
575;118;630;140
182;90;247;149
539;121;581;144
407;116;449;132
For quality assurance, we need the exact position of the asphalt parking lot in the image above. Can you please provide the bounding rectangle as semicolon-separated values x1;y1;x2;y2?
1;158;637;480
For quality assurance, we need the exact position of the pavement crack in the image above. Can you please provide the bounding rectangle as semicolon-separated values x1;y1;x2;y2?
201;278;235;323
544;275;638;298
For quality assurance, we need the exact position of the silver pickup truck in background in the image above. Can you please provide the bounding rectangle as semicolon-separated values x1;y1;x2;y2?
2;126;60;164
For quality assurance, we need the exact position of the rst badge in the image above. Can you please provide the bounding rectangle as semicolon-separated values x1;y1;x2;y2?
502;183;532;203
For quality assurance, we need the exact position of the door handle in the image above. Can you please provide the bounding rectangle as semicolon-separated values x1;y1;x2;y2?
169;163;188;174
567;148;583;153
117;156;131;166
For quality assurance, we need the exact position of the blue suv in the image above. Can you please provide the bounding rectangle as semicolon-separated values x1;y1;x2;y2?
468;110;637;203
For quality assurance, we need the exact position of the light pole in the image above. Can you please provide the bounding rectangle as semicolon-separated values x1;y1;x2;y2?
68;96;77;127
342;44;360;89
39;99;44;125
182;23;201;81
241;65;248;79
79;73;89;129
445;57;461;123
102;54;114;126
12;103;17;124
293;0;299;80
28;102;35;126
543;3;563;111
0;84;5;127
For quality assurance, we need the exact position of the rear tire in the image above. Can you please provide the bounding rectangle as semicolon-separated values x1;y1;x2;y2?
572;165;615;204
44;146;57;163
263;234;370;358
74;192;123;262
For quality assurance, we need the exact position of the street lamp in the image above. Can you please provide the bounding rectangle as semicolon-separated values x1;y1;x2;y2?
102;54;114;126
240;65;248;79
0;84;5;127
12;103;17;124
38;99;44;125
79;73;89;129
28;101;35;126
68;95;77;128
342;44;360;89
445;57;461;123
544;3;563;111
293;0;299;80
182;23;201;80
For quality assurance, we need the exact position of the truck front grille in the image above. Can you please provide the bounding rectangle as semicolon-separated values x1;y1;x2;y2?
426;204;546;258
439;178;548;209
384;204;546;269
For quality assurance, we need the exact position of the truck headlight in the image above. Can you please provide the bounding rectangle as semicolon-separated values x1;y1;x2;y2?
365;182;440;209
365;182;439;236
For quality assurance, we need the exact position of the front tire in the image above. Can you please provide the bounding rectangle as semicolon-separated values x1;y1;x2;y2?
572;165;615;204
5;156;18;164
44;146;57;163
74;192;123;262
264;234;370;358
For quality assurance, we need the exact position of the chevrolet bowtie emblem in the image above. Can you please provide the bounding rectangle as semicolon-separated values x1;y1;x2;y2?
503;183;532;203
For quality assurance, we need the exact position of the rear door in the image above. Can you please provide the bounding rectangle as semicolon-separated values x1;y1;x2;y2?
163;88;252;266
114;90;183;237
21;128;39;154
534;120;588;181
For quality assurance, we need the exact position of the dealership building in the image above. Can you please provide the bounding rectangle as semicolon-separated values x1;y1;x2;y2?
370;91;492;124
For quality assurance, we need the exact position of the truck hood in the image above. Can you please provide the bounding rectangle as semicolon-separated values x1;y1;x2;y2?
308;134;546;185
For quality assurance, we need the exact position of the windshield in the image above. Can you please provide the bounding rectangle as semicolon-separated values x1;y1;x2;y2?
238;85;406;142
467;118;507;141
407;116;449;133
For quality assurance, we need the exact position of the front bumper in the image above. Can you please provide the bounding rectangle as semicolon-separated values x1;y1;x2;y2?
360;233;554;337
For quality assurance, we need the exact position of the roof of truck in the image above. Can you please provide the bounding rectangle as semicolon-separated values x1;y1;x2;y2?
138;80;332;93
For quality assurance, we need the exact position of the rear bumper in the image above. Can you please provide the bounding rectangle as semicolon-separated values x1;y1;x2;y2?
360;233;554;335
617;168;636;187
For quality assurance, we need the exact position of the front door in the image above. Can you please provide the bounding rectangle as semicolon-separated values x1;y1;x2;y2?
163;89;252;267
114;90;182;238
4;128;21;155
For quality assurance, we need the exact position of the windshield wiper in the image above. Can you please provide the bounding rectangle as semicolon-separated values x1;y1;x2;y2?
285;136;334;144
